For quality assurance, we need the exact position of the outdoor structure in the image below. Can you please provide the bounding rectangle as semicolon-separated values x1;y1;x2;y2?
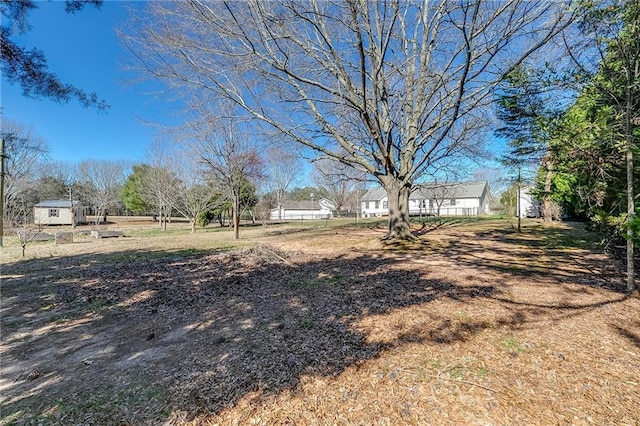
519;186;541;218
270;199;335;220
33;200;87;226
361;181;491;217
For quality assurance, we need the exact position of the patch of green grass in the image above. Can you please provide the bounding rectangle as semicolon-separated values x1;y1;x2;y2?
288;271;345;289
1;320;20;330
299;316;314;329
447;365;465;379
3;383;168;425
475;366;488;378
502;335;525;354
89;299;108;312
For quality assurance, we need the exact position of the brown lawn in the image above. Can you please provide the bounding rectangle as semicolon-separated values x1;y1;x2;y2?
1;218;638;425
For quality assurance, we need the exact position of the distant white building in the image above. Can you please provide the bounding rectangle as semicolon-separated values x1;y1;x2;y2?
519;186;541;218
270;198;335;220
34;200;87;226
361;181;491;217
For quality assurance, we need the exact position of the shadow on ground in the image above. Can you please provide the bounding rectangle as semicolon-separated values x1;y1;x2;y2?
0;221;631;424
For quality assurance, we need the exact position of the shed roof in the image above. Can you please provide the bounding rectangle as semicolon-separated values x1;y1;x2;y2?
412;181;488;199
361;181;489;201
34;200;83;208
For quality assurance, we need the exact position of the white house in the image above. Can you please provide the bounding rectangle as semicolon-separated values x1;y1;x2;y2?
270;199;335;220
519;186;541;218
34;200;87;225
361;181;491;217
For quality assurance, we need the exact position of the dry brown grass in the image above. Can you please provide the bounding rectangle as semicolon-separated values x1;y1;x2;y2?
1;218;638;425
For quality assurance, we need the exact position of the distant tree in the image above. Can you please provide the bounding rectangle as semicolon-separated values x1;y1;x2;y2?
196;125;264;240
500;184;518;217
171;149;226;233
428;182;458;219
136;163;179;231
312;158;366;213
0;0;107;109
238;177;259;223
1;120;48;231
121;164;152;214
288;187;324;203
263;147;301;220
494;66;560;223
15;201;46;257
473;168;505;200
78;159;128;224
255;191;277;225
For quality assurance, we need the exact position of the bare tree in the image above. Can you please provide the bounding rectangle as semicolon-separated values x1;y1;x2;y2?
140;165;178;230
171;148;225;233
136;143;181;230
313;158;366;215
128;0;578;240
16;205;47;258
427;183;457;219
1;120;48;234
264;147;301;220
194;124;263;240
77;159;128;224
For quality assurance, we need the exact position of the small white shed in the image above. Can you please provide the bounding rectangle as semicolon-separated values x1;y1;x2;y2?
519;187;541;218
270;199;335;220
34;200;87;226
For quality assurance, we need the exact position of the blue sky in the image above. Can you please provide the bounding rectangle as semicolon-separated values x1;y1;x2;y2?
1;1;510;188
1;1;172;163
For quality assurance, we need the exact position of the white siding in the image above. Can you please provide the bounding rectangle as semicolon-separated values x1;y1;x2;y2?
270;208;333;220
33;205;87;225
361;198;387;217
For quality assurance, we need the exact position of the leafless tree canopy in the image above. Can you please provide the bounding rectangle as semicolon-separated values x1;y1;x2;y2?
190;123;264;239
1;120;48;225
78;159;128;224
263;147;301;218
313;158;366;213
128;0;577;238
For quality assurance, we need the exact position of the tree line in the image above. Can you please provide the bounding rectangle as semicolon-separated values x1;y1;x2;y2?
495;1;639;292
1;120;366;239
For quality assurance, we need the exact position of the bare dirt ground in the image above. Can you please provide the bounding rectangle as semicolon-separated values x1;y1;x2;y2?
1;218;639;425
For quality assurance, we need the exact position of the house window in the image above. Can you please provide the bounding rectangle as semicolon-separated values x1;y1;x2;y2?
48;209;59;217
375;201;380;209
383;201;388;209
365;201;370;209
450;199;456;206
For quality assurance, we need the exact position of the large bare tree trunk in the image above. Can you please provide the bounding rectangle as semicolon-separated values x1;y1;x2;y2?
383;178;414;240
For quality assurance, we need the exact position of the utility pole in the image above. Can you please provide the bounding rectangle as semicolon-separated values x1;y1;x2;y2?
0;137;5;247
